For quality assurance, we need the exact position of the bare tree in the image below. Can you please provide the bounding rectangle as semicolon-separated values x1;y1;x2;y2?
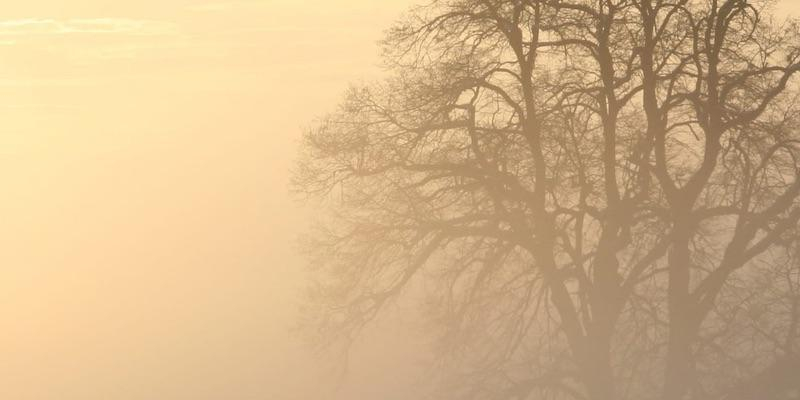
294;1;800;399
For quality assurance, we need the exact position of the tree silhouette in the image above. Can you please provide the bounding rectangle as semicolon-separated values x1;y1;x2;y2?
294;1;800;399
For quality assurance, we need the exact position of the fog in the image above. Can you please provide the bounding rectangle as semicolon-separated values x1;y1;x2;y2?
0;1;417;399
1;1;799;399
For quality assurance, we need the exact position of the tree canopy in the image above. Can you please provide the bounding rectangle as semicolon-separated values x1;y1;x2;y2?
294;1;800;399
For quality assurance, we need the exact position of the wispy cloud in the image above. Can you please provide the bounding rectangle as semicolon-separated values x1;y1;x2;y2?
187;1;268;13
0;18;178;37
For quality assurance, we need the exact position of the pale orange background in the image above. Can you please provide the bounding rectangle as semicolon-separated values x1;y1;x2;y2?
0;1;796;399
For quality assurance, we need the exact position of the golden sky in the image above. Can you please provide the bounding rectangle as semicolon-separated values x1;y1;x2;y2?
0;1;419;399
0;1;797;399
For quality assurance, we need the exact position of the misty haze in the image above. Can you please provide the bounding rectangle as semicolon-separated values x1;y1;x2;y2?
2;1;800;400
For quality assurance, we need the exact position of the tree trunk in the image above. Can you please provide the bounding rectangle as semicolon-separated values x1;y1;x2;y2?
663;223;694;400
